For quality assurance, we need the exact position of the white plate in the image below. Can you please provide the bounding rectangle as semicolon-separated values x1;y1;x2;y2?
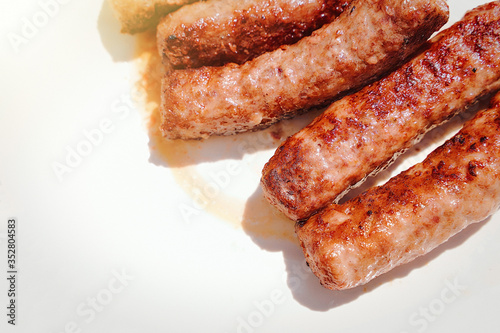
1;0;499;332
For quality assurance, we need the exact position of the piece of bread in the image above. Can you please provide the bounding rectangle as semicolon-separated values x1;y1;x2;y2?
109;0;197;34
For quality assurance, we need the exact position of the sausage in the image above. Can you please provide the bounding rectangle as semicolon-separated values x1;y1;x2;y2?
160;0;449;140
261;1;500;221
157;0;350;69
108;0;198;34
296;91;500;290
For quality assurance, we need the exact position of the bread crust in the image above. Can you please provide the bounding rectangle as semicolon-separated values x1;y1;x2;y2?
109;0;197;34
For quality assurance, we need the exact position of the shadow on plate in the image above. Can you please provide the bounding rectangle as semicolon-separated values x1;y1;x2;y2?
242;182;490;311
146;105;324;168
147;120;283;169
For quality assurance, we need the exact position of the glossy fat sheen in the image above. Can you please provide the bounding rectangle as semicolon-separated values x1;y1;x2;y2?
160;0;449;140
157;0;350;68
261;1;500;221
109;0;197;34
296;93;500;290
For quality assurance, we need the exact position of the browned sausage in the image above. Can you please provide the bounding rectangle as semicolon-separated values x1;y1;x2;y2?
157;0;350;69
296;91;500;290
160;0;449;140
261;1;500;221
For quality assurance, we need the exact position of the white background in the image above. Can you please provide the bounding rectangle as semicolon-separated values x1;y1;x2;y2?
0;0;499;332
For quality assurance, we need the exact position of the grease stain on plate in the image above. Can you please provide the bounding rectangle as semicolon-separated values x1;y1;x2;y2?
132;30;300;243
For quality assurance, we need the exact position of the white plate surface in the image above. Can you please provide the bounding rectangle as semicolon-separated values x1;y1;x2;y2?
0;0;499;332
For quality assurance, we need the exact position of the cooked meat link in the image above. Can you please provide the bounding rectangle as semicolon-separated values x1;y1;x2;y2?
261;1;500;221
296;91;500;290
157;0;350;69
160;0;449;140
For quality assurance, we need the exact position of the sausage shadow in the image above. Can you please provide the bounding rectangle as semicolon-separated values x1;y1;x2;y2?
147;107;324;169
147;124;282;169
242;184;491;312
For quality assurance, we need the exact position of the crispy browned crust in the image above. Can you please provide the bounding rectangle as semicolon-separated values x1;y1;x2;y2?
296;91;500;290
261;1;500;221
157;0;350;68
160;0;449;140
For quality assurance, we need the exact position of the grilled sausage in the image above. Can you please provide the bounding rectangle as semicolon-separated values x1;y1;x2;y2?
160;0;449;140
296;92;500;290
261;1;500;221
157;0;350;68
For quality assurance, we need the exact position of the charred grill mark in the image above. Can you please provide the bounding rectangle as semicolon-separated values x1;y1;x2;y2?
454;134;466;145
468;143;478;152
468;161;478;177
